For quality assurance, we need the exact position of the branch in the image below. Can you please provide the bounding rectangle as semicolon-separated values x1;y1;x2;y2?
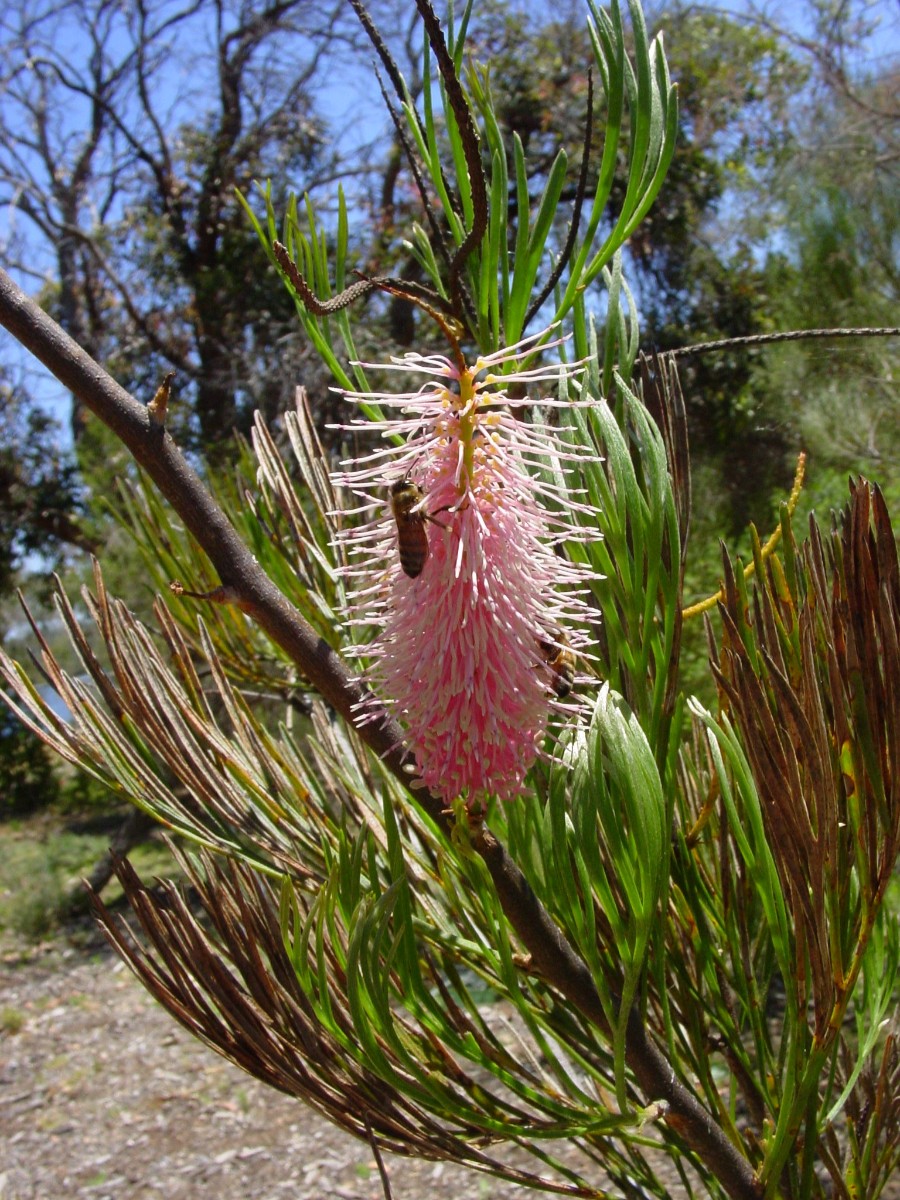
0;268;368;734
668;326;900;357
413;0;487;290
75;230;195;376
0;267;762;1200
374;73;455;281
349;0;458;295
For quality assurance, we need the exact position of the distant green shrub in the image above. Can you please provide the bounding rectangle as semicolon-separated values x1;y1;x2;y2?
0;703;57;818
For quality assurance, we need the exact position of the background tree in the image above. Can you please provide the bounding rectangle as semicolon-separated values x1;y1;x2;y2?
462;0;897;539
749;1;899;513
0;0;359;838
0;368;96;592
0;0;356;444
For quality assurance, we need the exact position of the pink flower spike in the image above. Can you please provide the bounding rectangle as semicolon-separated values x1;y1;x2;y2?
333;338;601;805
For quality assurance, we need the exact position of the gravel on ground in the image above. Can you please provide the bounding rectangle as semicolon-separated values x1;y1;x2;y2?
1;942;564;1200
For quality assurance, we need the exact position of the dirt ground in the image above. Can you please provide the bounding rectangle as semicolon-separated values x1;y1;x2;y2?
3;935;897;1200
1;936;629;1200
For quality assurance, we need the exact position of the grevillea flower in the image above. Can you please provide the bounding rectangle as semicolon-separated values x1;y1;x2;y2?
333;331;599;804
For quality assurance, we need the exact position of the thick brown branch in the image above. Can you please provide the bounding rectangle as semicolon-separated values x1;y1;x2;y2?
0;266;761;1200
0;267;370;737
475;828;761;1198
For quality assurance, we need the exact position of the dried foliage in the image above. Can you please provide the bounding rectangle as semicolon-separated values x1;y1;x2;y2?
715;480;899;1038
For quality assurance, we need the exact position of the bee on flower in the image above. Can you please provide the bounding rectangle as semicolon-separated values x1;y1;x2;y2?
389;473;449;578
332;330;601;805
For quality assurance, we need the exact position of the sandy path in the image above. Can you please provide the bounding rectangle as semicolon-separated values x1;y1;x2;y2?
1;947;545;1200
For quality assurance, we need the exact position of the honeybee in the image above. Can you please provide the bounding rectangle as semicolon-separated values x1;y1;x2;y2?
390;477;449;578
537;630;577;699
